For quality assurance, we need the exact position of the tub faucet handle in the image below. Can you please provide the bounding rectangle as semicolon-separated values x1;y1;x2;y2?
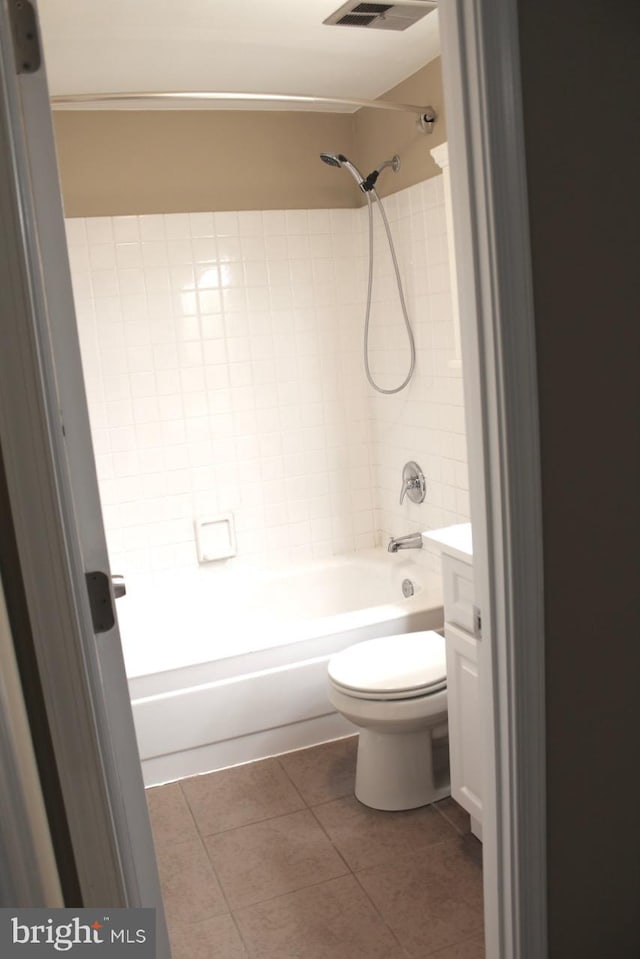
400;461;427;505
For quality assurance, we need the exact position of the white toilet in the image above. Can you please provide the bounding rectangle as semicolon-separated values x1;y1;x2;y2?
327;630;450;811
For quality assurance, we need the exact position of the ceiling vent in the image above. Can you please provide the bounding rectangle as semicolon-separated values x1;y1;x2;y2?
324;0;434;31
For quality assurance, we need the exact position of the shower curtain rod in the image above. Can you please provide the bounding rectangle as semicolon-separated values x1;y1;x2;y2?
50;91;438;130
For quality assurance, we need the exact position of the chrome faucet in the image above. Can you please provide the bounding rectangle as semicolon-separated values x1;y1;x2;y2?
388;532;423;553
399;461;426;505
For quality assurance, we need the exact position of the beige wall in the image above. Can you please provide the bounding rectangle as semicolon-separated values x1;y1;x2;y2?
517;0;640;954
355;58;446;202
52;59;445;217
53;110;358;217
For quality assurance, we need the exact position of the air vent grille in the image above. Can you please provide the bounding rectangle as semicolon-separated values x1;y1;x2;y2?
353;3;393;12
324;0;434;31
337;13;378;25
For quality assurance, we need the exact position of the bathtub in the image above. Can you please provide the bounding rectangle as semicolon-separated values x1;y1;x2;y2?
118;548;443;786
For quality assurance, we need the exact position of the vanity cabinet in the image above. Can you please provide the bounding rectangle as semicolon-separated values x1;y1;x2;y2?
422;524;483;837
442;553;483;838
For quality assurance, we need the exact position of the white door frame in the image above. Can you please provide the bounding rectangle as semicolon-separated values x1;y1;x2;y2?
0;4;169;953
0;0;546;954
440;1;546;955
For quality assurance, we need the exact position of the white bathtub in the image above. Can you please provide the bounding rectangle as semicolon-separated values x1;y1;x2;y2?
119;548;443;786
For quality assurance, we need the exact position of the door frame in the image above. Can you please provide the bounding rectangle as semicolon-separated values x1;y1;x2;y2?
0;3;170;953
0;0;546;954
440;0;546;955
0;21;125;903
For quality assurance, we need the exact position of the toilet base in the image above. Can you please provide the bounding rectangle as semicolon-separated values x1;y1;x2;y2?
354;727;450;811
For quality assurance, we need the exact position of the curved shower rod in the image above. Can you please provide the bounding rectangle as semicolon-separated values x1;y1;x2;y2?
50;91;438;132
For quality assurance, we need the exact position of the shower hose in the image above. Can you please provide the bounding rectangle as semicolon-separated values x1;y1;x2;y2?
363;188;416;394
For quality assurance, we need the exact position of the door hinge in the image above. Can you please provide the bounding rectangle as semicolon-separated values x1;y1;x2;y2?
85;571;115;633
8;0;41;75
474;607;483;638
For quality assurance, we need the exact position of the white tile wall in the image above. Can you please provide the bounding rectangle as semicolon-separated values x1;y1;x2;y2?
66;174;469;585
358;178;470;568
68;207;375;580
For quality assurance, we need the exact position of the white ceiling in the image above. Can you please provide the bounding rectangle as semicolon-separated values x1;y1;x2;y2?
38;0;440;109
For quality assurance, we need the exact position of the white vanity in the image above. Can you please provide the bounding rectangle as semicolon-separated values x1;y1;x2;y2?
423;523;483;839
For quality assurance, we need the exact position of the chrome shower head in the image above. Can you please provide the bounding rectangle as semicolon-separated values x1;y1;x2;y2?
320;152;347;168
320;151;400;193
319;151;365;189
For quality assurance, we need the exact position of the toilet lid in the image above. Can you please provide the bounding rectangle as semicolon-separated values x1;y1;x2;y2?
328;630;446;697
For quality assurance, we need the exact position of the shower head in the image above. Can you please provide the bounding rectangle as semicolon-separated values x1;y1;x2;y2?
319;151;365;189
320;152;347;168
320;151;400;193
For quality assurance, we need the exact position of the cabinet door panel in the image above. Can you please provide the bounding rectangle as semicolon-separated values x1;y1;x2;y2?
443;556;476;633
445;622;483;822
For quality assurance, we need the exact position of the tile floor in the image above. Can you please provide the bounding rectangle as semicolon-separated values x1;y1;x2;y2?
147;736;484;959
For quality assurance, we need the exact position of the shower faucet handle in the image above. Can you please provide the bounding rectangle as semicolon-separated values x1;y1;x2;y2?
399;461;427;505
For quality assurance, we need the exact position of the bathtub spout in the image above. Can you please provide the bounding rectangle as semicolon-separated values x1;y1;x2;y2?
388;532;423;553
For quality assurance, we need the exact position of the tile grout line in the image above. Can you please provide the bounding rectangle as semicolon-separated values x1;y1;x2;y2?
432;800;470;837
308;794;469;871
272;753;310;809
278;746;413;959
148;802;243;956
349;832;484;959
305;797;358;876
350;833;471;879
175;779;238;920
173;778;202;837
228;869;363;916
176;757;353;925
225;911;253;959
192;800;325;845
177;756;307;838
186;802;306;840
177;777;255;958
425;930;486;958
275;745;385;885
349;868;413;959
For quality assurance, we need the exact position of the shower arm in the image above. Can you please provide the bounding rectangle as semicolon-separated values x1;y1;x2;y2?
360;155;400;193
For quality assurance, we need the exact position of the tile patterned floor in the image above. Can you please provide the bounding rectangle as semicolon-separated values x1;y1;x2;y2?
147;736;484;959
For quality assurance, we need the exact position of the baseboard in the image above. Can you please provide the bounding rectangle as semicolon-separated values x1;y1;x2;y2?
141;711;355;787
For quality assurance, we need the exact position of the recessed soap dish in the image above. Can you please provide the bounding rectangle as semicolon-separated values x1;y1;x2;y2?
194;513;236;562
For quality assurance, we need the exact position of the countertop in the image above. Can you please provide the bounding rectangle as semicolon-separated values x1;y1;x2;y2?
422;523;473;563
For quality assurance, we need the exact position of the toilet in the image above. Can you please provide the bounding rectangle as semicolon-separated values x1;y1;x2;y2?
327;630;450;811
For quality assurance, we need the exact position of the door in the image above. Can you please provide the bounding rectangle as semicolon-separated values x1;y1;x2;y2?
0;3;169;952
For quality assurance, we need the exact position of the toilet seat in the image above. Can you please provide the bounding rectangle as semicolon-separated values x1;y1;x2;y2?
328;630;446;701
